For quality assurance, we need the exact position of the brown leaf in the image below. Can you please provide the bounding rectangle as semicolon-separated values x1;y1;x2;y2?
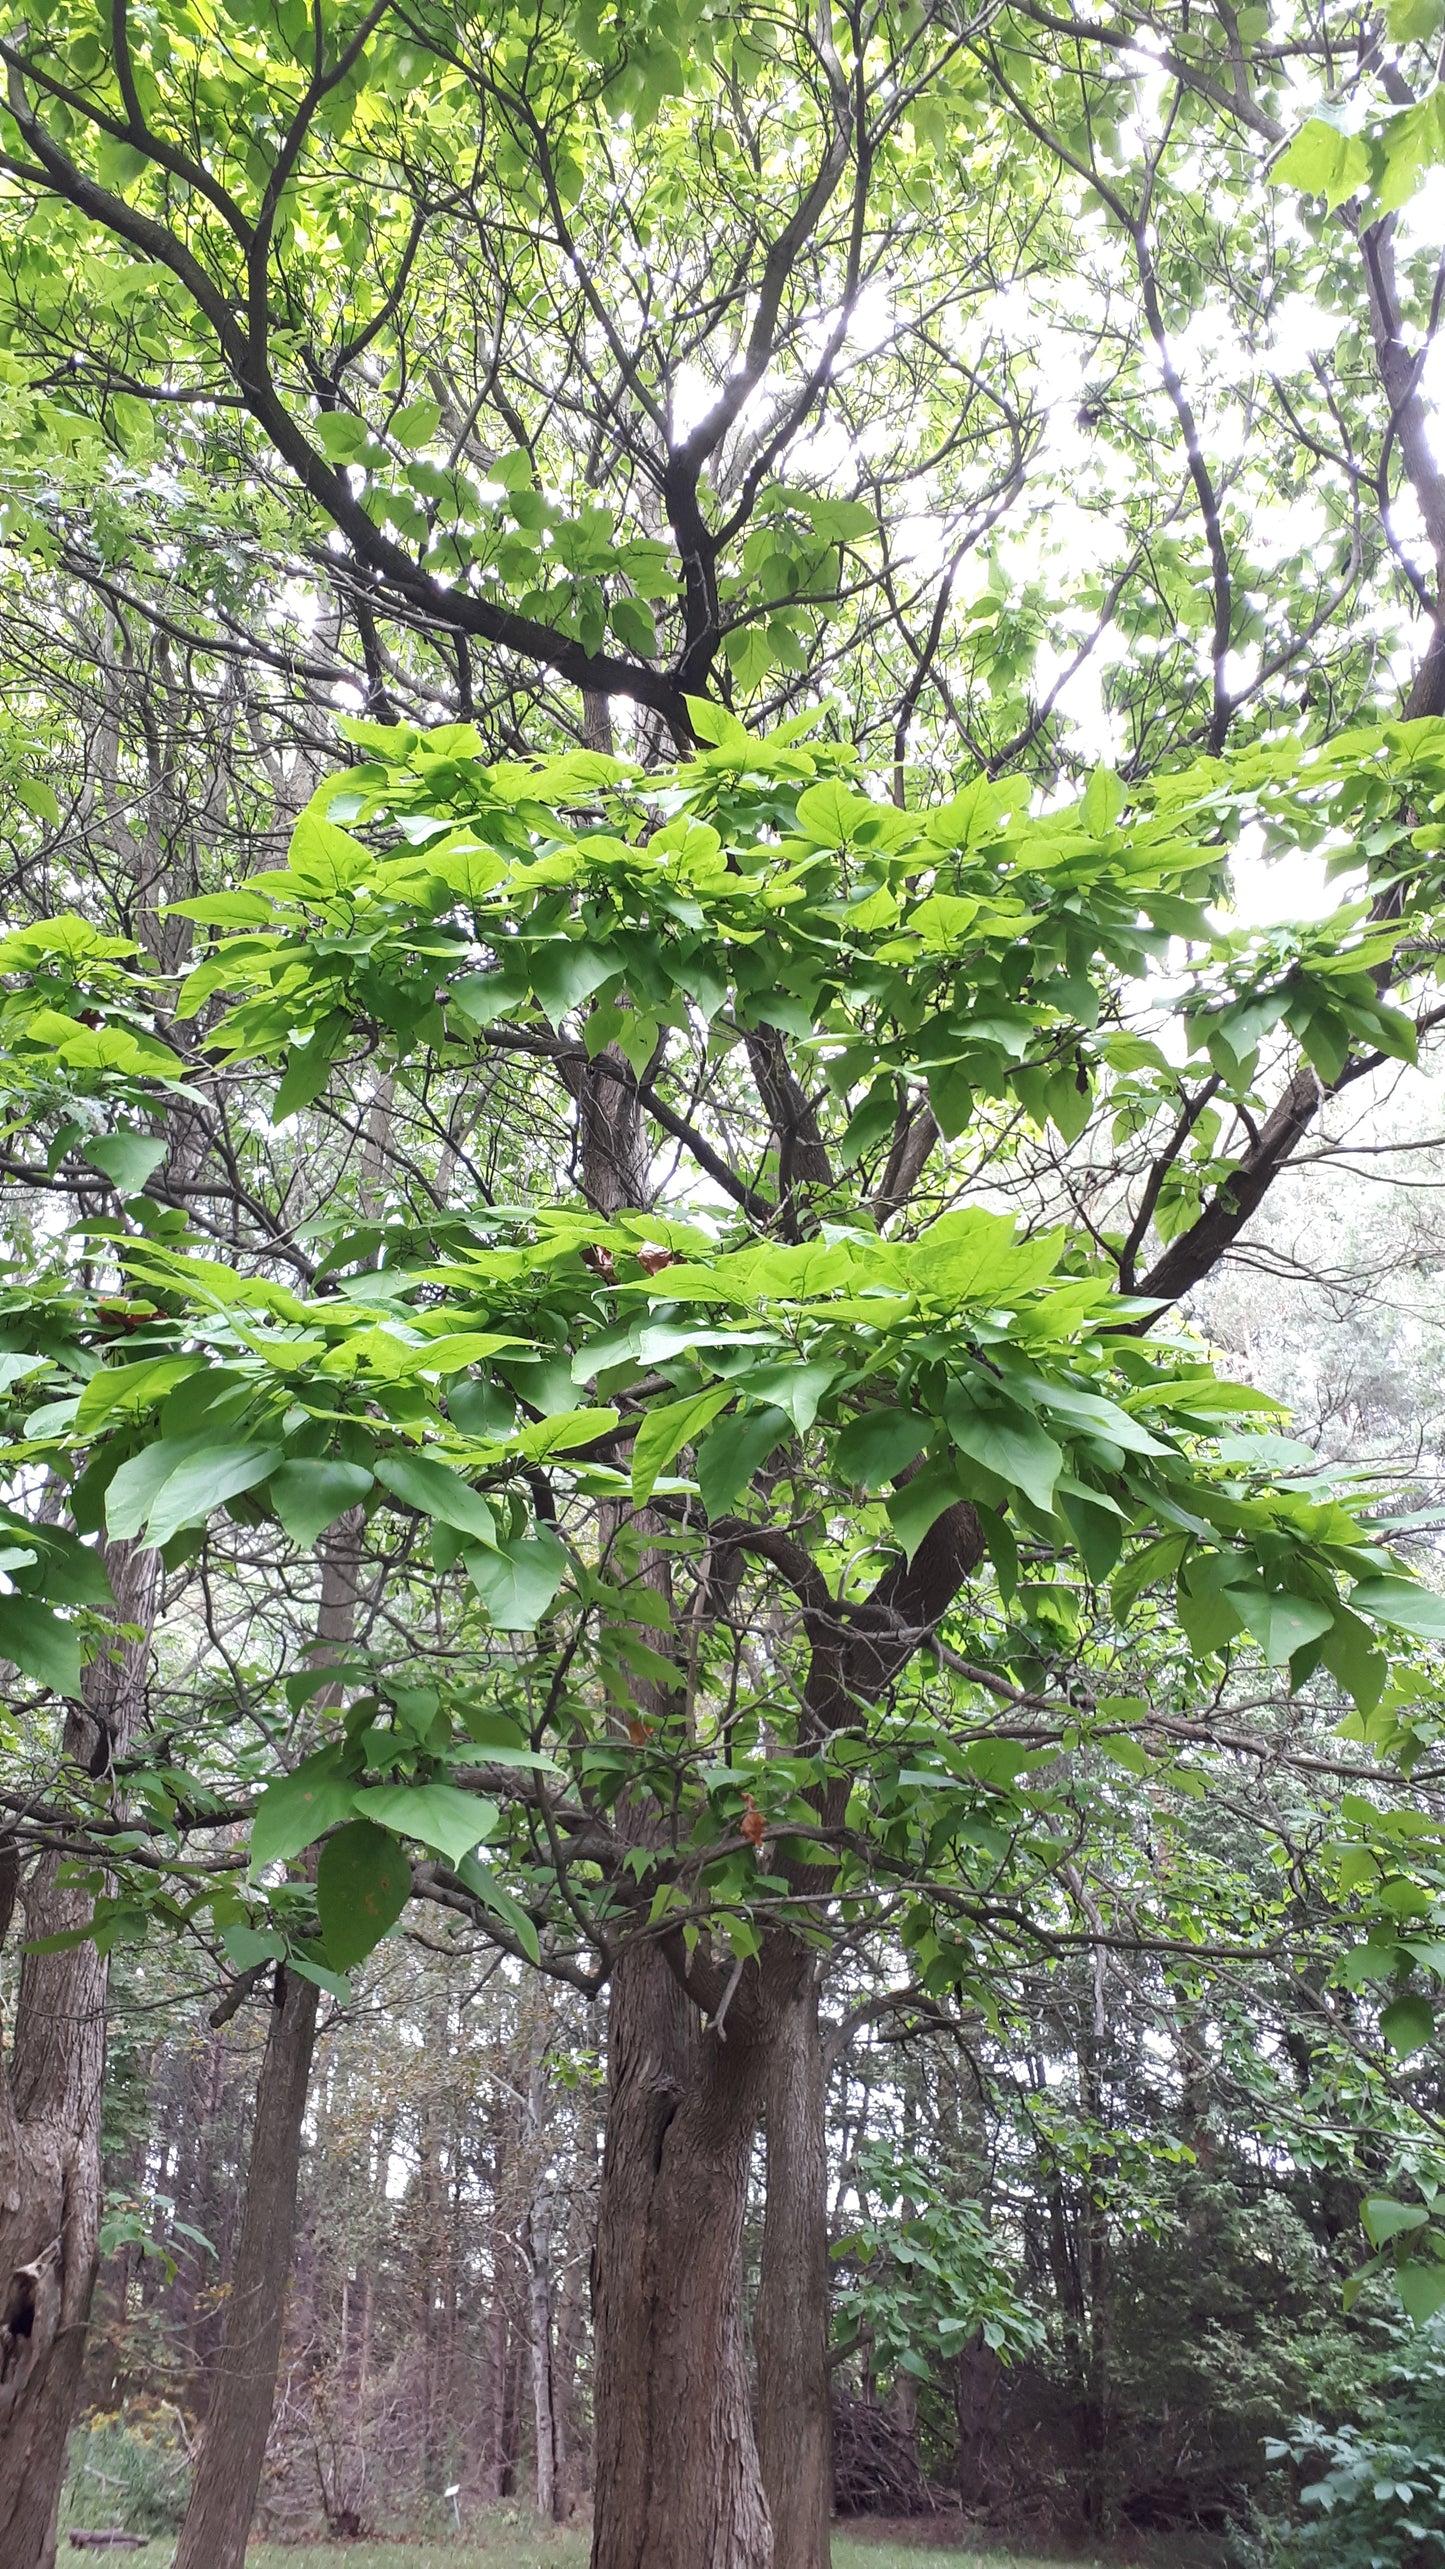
635;1245;678;1276
740;1794;765;1848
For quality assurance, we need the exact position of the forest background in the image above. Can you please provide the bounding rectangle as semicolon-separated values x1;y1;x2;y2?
5;0;1445;2566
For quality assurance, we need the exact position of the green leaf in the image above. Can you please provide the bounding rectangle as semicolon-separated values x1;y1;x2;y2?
631;1387;732;1506
926;1064;974;1140
1362;2196;1431;2246
82;1131;168;1191
1059;1490;1124;1585
251;1747;360;1871
16;775;60;825
104;1438;207;1540
730;1360;836;1435
529;940;617;1028
285;1955;353;2002
456;1852;542;1963
375;1451;495;1542
146;1445;282;1549
696;1406;791;1516
610;594;659;657
1097;1731;1149;1775
1112;1533;1189;1617
1398;2259;1445;2325
838;1078;898;1168
1176;1553;1248;1655
886;1454;968;1560
106;1440;281;1547
389;397;441;447
794;781;879;847
221;1924;285;1969
1271;116;1370;209
351;1782;498;1869
1382;1992;1435;2056
1388;0;1442;37
313;410;371;462
1351;1576;1445;1641
464;1528;569;1628
0;1591;80;1694
77;1356;203;1435
273;1035;341;1122
1228;1587;1335;1668
835;1407;930;1491
684;694;751;748
945;1392;1062;1515
270;1459;375;1550
316;1819;412;1968
1081;766;1123;832
722;625;775;687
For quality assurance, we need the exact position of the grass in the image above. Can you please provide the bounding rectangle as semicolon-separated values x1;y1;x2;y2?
60;2535;1108;2569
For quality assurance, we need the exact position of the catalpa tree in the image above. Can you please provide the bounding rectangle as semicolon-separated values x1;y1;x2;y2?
5;706;1445;2569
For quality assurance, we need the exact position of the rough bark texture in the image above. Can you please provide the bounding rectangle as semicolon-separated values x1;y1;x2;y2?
590;1938;772;2569
170;1966;320;2569
755;1942;832;2569
584;988;772;2565
0;1540;157;2569
750;1499;990;2569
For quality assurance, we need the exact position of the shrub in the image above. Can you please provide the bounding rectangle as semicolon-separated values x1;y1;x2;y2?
1266;2323;1445;2566
64;2404;192;2536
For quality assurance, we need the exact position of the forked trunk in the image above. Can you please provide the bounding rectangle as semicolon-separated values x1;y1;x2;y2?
590;1938;772;2569
170;1964;320;2569
0;1539;157;2569
580;1010;775;2569
755;1938;833;2569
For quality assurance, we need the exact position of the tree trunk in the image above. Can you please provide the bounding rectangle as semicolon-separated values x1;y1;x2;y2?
170;1965;319;2569
582;996;771;2569
590;1938;772;2569
171;1518;358;2569
0;1538;157;2569
526;2156;557;2521
524;2002;559;2522
755;1938;832;2569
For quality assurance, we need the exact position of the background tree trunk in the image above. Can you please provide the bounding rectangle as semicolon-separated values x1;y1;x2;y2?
0;1539;157;2569
524;2004;559;2522
171;1965;320;2569
171;1518;359;2569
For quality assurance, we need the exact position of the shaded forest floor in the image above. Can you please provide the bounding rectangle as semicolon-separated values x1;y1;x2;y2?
58;2534;1127;2569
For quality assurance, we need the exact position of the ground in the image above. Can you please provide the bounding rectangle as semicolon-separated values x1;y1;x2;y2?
65;2535;1111;2569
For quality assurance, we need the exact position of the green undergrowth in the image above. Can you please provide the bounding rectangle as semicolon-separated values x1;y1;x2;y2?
66;2533;1110;2569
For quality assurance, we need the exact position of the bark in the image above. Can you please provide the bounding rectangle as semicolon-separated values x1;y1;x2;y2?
590;1939;771;2569
524;2008;560;2521
749;1499;990;2569
584;983;769;2564
755;1941;832;2569
526;2159;558;2521
0;1539;157;2569
170;1966;320;2569
170;1518;360;2569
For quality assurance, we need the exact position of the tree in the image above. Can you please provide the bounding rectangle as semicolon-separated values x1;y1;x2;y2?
6;697;1445;2567
5;0;1445;2558
3;0;1445;773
